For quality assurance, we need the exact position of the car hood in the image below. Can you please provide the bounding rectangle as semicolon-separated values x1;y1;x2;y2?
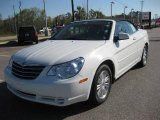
13;40;105;66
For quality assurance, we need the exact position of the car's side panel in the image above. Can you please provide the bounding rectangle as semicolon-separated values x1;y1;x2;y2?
113;35;138;77
131;30;146;60
112;21;149;79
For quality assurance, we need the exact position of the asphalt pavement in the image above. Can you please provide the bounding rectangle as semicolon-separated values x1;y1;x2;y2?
0;28;160;120
147;27;160;41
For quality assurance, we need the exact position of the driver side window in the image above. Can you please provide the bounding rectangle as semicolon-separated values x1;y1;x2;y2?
115;21;136;36
114;22;123;36
114;21;129;36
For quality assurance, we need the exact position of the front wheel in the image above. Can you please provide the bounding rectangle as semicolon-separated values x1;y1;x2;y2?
139;46;148;67
89;64;112;105
35;39;38;44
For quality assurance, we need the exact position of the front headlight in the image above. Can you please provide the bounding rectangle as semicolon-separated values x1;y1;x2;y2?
47;57;85;79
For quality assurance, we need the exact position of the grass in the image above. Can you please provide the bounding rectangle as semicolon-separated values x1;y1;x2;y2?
0;33;16;37
0;40;14;44
0;39;16;43
0;40;10;43
0;41;9;45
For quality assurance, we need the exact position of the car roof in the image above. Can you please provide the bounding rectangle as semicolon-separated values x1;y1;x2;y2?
19;26;35;28
71;19;115;23
71;19;132;24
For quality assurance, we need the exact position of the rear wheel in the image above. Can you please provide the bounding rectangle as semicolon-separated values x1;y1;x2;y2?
89;64;112;105
18;40;23;45
35;39;38;44
139;46;148;67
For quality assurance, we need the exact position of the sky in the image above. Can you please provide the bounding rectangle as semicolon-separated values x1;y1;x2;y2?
0;0;160;19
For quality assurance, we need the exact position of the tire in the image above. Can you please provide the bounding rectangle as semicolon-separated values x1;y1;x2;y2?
89;64;112;105
139;45;148;67
35;39;38;44
18;40;23;45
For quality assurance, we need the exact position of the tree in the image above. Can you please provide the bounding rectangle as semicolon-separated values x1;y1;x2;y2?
89;9;97;19
64;12;72;25
52;12;72;26
89;9;106;19
0;6;110;35
0;13;2;20
75;6;86;20
47;16;52;27
95;11;106;19
13;7;46;31
0;7;48;35
0;13;3;27
2;16;14;34
0;13;4;34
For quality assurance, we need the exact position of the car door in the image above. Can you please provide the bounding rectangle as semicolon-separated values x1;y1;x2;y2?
114;21;139;77
128;23;145;60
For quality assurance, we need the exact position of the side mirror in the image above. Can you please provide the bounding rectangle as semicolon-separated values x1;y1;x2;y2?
118;32;129;40
114;36;119;43
114;32;129;42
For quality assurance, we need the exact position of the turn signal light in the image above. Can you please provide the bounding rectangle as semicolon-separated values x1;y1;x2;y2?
79;78;88;84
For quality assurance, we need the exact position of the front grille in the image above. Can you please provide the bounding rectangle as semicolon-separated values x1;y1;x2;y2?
12;61;45;79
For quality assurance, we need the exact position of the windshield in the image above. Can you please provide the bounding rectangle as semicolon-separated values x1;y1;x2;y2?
19;27;35;33
50;20;112;40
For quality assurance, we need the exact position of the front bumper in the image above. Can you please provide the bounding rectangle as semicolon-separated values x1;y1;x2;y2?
4;67;90;106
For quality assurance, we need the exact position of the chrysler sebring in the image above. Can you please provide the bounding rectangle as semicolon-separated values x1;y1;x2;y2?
4;19;149;106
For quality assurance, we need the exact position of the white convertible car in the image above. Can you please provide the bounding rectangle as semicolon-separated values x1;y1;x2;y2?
4;19;149;106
